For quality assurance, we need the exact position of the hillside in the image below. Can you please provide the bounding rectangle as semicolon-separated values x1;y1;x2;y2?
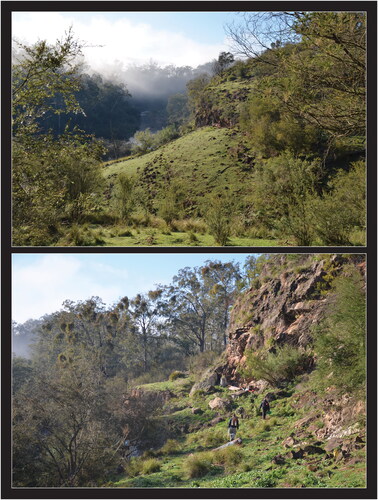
104;126;251;208
11;254;367;488
12;12;366;247
107;254;366;489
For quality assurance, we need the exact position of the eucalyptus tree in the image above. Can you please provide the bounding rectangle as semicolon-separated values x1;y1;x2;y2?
160;262;241;354
126;291;164;373
201;260;242;347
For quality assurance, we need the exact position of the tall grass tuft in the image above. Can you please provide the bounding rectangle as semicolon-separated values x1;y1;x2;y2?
182;452;214;479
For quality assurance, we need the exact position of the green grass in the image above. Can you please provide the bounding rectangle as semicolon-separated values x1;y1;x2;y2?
96;226;278;247
109;374;366;489
56;125;295;247
103;127;241;181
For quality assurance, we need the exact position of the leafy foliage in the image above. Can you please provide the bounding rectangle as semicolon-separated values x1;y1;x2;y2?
313;266;366;391
242;344;313;387
12;31;106;245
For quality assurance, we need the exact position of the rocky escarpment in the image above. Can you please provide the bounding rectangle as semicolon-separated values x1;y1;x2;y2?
219;254;365;383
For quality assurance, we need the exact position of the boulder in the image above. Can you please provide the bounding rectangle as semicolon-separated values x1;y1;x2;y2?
189;370;220;396
208;397;232;411
324;438;343;452
282;436;299;448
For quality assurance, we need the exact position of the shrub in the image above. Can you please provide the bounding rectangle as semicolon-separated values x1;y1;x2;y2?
125;457;142;477
250;152;321;245
313;265;366;392
141;458;161;475
116;228;133;237
260;422;271;432
115;174;135;223
182;452;213;478
187;231;199;245
188;351;221;376
213;446;244;467
175;218;207;235
312;161;365;246
60;225;105;246
169;370;186;381
158;194;180;229
243;344;313;387
204;195;232;246
202;429;226;448
159;439;181;455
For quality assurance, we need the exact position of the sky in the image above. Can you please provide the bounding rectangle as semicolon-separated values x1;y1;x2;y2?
12;11;243;70
12;253;261;324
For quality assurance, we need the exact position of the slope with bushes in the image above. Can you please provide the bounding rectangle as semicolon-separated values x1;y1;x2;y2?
107;254;366;489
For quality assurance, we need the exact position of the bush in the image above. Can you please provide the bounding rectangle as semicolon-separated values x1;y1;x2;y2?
311;161;366;246
141;458;161;475
115;174;135;223
188;351;221;376
182;452;213;478
158;194;180;228
260;422;271;432
169;371;186;381
174;218;207;235
213;446;244;467
243;344;313;387
125;457;142;478
313;265;366;391
187;231;200;245
59;225;105;246
204;195;232;246
202;429;226;448
159;439;181;455
251;152;321;245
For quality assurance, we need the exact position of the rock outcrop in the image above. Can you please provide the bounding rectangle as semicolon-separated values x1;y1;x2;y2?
220;254;365;384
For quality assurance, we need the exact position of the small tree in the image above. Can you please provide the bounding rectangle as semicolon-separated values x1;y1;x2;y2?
251;152;320;245
115;174;135;223
204;195;232;246
131;128;156;155
212;51;235;76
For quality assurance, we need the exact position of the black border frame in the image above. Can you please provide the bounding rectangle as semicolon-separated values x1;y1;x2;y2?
2;2;377;499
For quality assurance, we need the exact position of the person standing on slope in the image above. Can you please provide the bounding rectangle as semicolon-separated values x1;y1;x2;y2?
260;397;270;420
227;414;239;441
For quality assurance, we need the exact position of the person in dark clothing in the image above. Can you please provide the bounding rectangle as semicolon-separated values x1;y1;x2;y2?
227;414;239;441
259;397;270;420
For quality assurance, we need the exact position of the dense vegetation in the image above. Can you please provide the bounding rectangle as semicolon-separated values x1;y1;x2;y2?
12;12;366;246
12;254;367;488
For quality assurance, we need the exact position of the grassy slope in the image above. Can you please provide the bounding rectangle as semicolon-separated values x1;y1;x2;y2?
109;376;366;489
103;126;249;198
98;125;280;246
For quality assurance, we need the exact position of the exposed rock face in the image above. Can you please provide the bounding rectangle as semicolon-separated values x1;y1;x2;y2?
221;255;365;383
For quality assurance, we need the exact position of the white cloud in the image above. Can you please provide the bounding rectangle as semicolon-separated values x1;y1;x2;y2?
12;12;227;69
12;255;124;323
